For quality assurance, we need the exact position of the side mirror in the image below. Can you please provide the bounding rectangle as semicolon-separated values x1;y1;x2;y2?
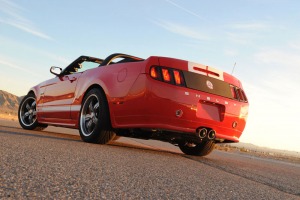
50;66;62;76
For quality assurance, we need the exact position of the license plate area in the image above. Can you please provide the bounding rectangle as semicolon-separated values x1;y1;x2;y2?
196;100;225;122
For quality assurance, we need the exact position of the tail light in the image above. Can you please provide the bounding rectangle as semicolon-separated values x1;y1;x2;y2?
150;67;158;78
150;66;247;103
162;68;171;82
230;85;238;100
173;70;183;85
150;66;186;87
237;88;248;102
241;90;248;102
230;85;248;103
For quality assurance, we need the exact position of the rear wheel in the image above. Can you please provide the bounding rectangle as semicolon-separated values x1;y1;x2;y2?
18;93;48;130
179;140;215;156
79;88;116;144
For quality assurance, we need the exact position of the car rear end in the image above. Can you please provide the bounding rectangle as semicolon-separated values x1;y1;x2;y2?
143;56;249;143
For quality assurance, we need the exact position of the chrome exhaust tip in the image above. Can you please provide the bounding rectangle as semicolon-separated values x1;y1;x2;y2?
207;130;216;140
197;128;207;139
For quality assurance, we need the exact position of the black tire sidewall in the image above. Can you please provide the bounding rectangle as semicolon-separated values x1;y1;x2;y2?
179;141;215;156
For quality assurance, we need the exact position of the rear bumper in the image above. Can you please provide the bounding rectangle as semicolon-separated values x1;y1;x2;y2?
110;74;248;142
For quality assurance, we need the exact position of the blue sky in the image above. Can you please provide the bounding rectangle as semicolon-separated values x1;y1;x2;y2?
1;0;300;152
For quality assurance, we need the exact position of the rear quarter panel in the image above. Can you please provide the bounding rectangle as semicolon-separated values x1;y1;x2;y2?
74;61;142;101
70;58;159;123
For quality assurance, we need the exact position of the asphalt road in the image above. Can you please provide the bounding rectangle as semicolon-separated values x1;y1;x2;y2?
0;120;299;199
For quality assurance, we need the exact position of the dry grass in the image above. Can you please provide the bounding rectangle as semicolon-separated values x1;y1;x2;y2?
215;144;232;152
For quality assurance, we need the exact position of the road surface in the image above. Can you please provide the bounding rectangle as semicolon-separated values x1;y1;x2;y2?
0;119;299;199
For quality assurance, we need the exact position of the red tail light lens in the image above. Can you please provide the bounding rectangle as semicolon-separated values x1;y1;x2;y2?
149;66;186;87
162;68;171;82
173;70;182;85
150;67;158;78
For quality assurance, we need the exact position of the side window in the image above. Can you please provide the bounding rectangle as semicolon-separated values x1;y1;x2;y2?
76;61;100;73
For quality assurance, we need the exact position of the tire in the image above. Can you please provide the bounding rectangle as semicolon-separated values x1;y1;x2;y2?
179;140;215;156
18;93;48;130
79;88;115;144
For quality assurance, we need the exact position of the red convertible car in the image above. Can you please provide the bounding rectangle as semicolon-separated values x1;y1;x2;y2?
18;53;249;156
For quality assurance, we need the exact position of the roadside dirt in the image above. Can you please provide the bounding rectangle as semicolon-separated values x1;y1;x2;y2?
215;144;300;164
0;113;18;121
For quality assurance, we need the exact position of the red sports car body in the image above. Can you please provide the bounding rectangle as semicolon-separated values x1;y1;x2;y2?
19;53;249;156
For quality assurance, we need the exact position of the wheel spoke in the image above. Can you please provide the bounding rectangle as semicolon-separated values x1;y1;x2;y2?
31;101;36;109
86;119;93;133
32;111;37;116
85;114;92;121
28;115;33;123
26;103;31;111
85;118;93;127
92;117;98;124
88;101;94;113
22;112;29;121
31;101;36;108
94;102;99;110
24;112;30;118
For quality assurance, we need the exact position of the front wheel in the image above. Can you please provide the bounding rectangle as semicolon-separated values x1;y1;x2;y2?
179;140;215;156
18;93;48;130
79;88;116;144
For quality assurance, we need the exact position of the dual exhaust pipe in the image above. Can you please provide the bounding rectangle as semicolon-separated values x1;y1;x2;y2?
196;128;216;140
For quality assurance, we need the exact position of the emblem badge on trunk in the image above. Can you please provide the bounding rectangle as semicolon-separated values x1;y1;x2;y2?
206;80;213;89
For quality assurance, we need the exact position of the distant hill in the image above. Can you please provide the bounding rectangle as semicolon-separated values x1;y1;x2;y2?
226;142;299;158
0;90;22;115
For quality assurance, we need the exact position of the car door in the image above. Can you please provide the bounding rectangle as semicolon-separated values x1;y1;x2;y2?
39;57;102;120
40;72;82;120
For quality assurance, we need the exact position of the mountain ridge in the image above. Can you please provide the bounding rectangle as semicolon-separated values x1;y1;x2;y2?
0;90;22;115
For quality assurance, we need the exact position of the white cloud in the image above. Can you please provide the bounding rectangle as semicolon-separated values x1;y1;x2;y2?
224;49;238;57
254;48;300;69
225;21;272;45
153;20;210;41
253;48;300;100
0;0;24;19
288;41;300;50
231;22;270;31
0;0;52;40
41;52;70;66
0;35;68;66
0;57;41;77
0;19;52;40
164;0;205;20
226;32;255;45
